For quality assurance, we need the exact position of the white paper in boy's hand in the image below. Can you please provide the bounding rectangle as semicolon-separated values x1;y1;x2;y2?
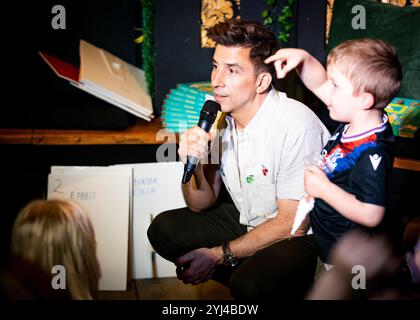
291;195;314;235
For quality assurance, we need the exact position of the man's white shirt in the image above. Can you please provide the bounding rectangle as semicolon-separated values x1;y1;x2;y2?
217;89;330;229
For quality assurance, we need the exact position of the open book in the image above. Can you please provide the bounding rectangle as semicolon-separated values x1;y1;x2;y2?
39;40;153;121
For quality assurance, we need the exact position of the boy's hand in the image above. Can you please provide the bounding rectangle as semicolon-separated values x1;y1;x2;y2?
265;48;308;79
304;166;330;199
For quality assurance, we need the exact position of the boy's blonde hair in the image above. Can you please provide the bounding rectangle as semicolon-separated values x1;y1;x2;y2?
11;199;101;300
327;38;402;110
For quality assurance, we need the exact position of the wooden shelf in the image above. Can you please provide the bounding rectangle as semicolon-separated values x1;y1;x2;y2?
1;120;419;171
0;119;178;145
393;157;420;172
0;128;33;144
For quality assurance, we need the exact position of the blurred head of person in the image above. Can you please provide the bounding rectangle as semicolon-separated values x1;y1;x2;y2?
11;199;101;299
403;217;420;284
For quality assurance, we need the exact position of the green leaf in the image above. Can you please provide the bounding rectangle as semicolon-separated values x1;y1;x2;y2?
262;0;295;45
278;15;286;24
278;31;289;43
263;17;272;26
262;9;269;18
284;23;294;32
282;6;293;18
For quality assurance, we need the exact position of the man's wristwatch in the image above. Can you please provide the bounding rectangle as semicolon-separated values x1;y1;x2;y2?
222;241;239;267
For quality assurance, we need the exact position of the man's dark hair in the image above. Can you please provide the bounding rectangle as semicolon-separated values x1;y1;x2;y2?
207;19;280;80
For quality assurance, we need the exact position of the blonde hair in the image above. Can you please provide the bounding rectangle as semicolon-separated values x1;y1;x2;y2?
327;38;402;110
11;199;101;300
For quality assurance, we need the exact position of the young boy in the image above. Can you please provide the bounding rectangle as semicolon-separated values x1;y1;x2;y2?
265;39;402;264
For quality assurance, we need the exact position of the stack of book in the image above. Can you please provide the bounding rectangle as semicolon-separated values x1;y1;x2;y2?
385;97;419;138
161;82;214;132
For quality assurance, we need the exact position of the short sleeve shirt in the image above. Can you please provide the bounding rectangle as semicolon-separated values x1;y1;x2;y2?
310;114;395;262
219;89;330;229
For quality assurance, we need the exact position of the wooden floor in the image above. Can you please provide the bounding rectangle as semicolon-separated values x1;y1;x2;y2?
95;277;233;300
92;258;330;300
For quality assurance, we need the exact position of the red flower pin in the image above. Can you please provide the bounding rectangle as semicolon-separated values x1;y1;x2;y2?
261;165;268;176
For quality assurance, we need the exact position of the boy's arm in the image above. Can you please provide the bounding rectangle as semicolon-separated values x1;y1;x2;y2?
305;166;385;227
305;143;392;228
326;186;385;227
265;49;330;105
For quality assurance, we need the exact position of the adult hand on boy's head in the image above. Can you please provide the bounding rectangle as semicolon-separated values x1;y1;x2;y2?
304;165;330;199
265;48;308;79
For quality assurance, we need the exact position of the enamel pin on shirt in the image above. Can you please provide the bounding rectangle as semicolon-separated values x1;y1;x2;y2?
261;164;268;176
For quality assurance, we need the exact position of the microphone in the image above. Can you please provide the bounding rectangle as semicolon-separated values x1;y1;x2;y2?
182;100;221;184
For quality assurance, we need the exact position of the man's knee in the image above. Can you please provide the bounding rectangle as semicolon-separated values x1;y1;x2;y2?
148;211;171;239
147;211;178;260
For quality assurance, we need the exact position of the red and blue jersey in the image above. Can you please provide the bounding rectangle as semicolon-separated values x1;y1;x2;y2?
310;114;395;263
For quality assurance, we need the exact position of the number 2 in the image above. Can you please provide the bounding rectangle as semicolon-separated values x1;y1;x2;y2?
53;178;63;193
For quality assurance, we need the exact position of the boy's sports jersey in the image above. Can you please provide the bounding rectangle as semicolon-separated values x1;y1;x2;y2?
310;114;395;262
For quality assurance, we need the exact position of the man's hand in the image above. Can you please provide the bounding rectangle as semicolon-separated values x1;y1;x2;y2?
175;247;223;285
304;165;331;199
178;126;212;164
264;48;308;79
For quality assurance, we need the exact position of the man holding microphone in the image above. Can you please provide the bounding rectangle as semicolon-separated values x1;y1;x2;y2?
148;19;329;299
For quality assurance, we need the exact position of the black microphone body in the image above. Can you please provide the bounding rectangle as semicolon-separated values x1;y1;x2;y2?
182;100;221;184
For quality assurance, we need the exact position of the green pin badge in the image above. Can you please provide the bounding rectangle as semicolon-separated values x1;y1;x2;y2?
246;175;254;184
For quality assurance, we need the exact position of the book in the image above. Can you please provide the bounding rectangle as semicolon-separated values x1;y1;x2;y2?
161;116;198;124
128;162;186;278
169;88;207;101
176;81;214;96
39;39;154;121
161;108;200;118
162;99;202;111
48;166;132;291
385;97;420;138
164;94;204;107
162;119;197;128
